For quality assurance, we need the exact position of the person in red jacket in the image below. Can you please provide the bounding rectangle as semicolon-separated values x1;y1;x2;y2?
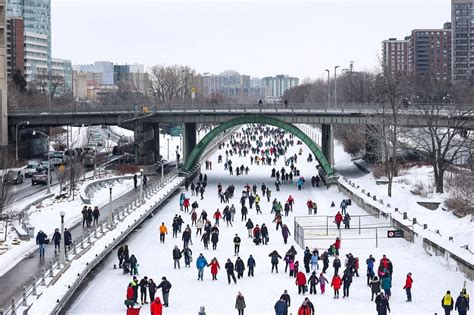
334;212;343;229
331;274;342;299
334;237;341;256
209;257;221;280
287;195;294;210
306;200;313;215
150;296;163;315
296;271;307;295
125;283;135;308
403;272;413;302
297;300;312;315
213;209;222;226
183;198;190;213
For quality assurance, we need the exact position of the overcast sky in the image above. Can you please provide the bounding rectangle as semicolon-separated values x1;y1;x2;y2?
52;0;450;80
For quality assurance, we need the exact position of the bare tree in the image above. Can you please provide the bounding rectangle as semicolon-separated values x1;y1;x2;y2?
372;66;410;197
0;147;16;241
408;84;473;192
148;65;195;104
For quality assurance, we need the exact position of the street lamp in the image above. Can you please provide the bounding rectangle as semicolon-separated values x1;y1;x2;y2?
167;137;170;160
59;211;66;265
16;121;30;162
32;130;51;194
160;160;165;185
334;66;340;109
324;69;330;110
109;187;113;227
139;169;144;202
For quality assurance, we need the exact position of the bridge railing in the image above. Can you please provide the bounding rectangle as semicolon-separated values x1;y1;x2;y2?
9;102;473;116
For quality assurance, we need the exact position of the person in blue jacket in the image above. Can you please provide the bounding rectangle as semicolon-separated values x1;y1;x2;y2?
247;255;256;277
36;230;48;258
274;297;288;315
455;290;470;315
381;274;392;299
196;253;208;281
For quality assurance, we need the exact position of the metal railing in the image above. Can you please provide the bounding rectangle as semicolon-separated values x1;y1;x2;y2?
0;169;182;315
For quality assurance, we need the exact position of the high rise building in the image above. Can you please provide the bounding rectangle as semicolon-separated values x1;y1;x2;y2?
382;37;410;74
451;0;474;81
51;58;72;94
23;31;47;82
0;0;8;145
74;61;114;85
409;24;452;80
261;75;299;99
113;64;148;94
6;16;24;76
7;0;51;81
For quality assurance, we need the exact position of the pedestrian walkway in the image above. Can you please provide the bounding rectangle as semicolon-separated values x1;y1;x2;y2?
0;174;161;310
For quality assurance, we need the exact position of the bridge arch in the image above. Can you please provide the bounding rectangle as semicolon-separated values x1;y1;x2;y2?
183;116;334;176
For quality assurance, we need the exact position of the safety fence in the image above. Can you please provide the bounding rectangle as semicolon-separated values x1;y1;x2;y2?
0;169;182;315
80;175;133;204
338;176;473;281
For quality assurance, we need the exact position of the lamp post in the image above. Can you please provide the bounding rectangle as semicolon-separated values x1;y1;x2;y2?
324;69;330;110
16;121;29;162
139;169;144;202
334;65;340;109
59;211;66;265
160;160;165;185
109;187;113;227
167;137;170;160
32;130;51;194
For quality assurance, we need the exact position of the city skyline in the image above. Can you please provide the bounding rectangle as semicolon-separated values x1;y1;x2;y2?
52;0;450;79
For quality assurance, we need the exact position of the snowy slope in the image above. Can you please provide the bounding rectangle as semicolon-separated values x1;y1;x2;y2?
68;126;471;315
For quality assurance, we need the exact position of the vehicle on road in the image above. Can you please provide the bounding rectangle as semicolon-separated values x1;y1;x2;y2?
50;151;65;166
31;170;51;185
3;170;24;185
25;162;40;178
37;160;54;172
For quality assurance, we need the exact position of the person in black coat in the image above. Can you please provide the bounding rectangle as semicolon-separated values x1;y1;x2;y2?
117;245;124;268
235;257;245;279
269;250;282;273
51;228;61;253
139;276;149;304
455;291;470;315
172;245;182;269
303;247;312;273
36;230;48;258
333;256;341;275
280;290;291;308
225;259;237;284
342;270;353;298
211;231;219;250
247;255;256;277
375;292;391;315
64;228;72;250
261;224;269;245
157;277;172;307
308;271;320;295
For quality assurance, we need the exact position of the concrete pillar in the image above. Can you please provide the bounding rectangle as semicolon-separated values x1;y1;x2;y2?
152;124;161;161
183;122;196;163
365;124;382;162
321;124;334;168
0;2;8;146
136;123;160;165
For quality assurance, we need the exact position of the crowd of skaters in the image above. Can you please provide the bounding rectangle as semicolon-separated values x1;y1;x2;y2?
118;125;469;315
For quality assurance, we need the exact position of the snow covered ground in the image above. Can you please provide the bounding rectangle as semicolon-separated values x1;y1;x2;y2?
68;126;471;315
0;177;135;277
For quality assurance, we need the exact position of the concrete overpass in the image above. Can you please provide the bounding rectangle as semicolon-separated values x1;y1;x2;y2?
8;102;473;175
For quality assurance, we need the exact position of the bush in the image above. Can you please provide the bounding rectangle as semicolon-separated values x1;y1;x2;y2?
445;170;474;217
334;125;366;156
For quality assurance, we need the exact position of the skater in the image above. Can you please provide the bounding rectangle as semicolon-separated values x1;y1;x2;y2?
370;276;382;301
342;270;353;298
148;279;157;302
269;250;282;273
247;255;256;277
246;219;254;238
225;258;237;284
172;245;181;269
334;212;343;230
381;274;392;299
234;234;241;255
308;271;319;295
333;255;341;275
274;297;288;315
280;290;291;308
296;271;307;295
455;291;469;315
93;206;100;225
117;245;124;268
441;290;454;315
150;297;162;315
196;253;208;281
235;292;246;315
130;254;139;275
367;254;376;285
139;276;149;304
235;257;245;279
51;228;61;253
343;212;351;229
211;230;219;250
319;273;328;294
281;224;291;244
303;247;312;273
331;274;342;299
209;257;220;280
181;246;192;267
157;277;172;307
159;222;168;243
297;300;312;315
375;292;391;315
403;272;413;302
310;250;319;272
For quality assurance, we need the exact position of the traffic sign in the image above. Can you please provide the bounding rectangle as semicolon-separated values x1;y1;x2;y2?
387;230;404;238
59;165;65;173
191;87;196;93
